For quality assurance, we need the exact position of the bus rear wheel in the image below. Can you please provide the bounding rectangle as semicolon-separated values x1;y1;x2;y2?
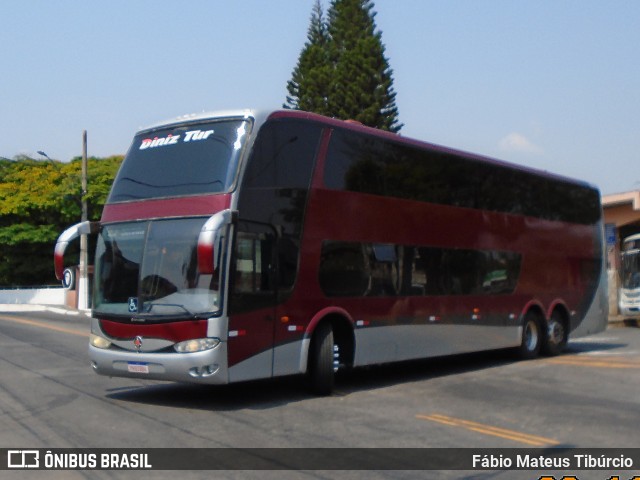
542;311;568;356
307;322;335;396
517;312;542;359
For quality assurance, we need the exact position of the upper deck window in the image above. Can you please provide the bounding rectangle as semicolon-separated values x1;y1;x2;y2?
108;118;250;202
324;128;601;225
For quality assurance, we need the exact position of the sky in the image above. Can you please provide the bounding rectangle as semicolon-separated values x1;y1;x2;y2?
1;0;639;195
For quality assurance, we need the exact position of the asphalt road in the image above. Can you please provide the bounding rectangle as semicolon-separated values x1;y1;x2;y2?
0;308;639;480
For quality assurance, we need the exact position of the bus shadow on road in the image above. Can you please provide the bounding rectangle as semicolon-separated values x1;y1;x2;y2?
105;336;628;411
105;376;310;411
104;349;520;411
563;339;628;355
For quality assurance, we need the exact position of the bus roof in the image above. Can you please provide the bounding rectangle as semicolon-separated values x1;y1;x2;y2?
137;108;599;194
137;109;260;133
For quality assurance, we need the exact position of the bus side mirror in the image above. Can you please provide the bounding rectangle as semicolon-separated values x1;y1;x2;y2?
54;221;100;280
197;209;236;274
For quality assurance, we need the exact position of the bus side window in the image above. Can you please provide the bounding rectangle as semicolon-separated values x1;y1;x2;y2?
319;242;369;297
229;226;277;314
237;119;322;297
234;231;274;294
368;244;399;296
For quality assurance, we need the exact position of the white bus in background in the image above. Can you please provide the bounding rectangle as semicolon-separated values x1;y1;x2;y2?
619;233;640;316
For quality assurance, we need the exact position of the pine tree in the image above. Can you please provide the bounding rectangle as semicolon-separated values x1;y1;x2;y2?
327;0;402;132
284;0;331;115
285;0;402;133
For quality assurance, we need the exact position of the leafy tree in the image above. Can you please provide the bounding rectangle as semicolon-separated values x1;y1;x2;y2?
285;0;402;133
0;155;123;286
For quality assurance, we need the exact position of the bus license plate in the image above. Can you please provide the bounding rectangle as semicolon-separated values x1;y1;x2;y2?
128;362;149;374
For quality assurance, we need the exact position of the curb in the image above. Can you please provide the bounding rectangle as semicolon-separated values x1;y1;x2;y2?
608;316;640;327
0;304;91;317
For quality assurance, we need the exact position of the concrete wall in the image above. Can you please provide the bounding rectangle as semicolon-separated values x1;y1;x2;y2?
0;288;66;305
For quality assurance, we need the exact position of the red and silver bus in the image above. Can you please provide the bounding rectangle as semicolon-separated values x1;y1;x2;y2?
54;109;607;394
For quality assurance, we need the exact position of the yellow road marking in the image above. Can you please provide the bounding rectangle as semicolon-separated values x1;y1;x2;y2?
416;414;559;447
0;314;87;337
545;356;640;369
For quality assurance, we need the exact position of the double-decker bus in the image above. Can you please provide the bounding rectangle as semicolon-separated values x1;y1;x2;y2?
619;234;640;316
55;109;607;394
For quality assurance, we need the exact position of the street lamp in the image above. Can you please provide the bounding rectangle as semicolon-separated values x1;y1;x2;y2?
37;150;52;162
37;151;63;173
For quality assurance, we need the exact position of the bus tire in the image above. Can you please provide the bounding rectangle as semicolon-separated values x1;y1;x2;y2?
308;322;335;395
517;311;542;359
542;311;568;356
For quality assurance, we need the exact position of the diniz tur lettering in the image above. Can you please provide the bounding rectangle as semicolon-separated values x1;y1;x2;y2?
184;129;214;142
139;129;214;150
139;134;180;150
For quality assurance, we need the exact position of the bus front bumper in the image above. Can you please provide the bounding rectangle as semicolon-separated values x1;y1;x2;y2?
89;342;229;385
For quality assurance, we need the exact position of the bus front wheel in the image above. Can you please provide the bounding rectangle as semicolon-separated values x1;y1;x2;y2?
308;322;335;395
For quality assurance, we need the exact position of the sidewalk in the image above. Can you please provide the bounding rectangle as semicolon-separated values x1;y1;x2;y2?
0;303;91;317
608;315;639;327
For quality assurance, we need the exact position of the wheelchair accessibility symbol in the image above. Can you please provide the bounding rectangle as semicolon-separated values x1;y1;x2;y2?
128;297;138;313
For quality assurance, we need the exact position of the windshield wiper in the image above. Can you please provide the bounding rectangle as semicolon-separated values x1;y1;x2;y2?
130;303;199;321
146;302;195;315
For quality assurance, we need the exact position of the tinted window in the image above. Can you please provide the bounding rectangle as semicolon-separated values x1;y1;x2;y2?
621;251;640;289
319;241;521;297
242;121;320;190
228;225;278;314
324;129;600;225
230;119;322;313
238;121;322;247
109;119;250;202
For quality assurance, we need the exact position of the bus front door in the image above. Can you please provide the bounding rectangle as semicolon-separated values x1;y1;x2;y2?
227;221;278;382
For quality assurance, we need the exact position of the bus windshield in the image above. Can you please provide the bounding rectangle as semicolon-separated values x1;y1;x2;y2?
621;250;640;290
108;118;250;202
93;217;221;319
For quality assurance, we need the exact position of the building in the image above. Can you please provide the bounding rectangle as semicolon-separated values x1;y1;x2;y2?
602;190;640;318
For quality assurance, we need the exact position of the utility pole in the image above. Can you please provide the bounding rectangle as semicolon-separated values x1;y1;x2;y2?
78;130;89;310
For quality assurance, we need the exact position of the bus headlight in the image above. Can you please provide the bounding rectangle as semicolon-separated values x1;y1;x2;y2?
90;334;112;349
174;338;220;353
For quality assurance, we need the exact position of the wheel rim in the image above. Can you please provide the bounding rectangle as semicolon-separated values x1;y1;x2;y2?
524;319;539;351
547;318;565;346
